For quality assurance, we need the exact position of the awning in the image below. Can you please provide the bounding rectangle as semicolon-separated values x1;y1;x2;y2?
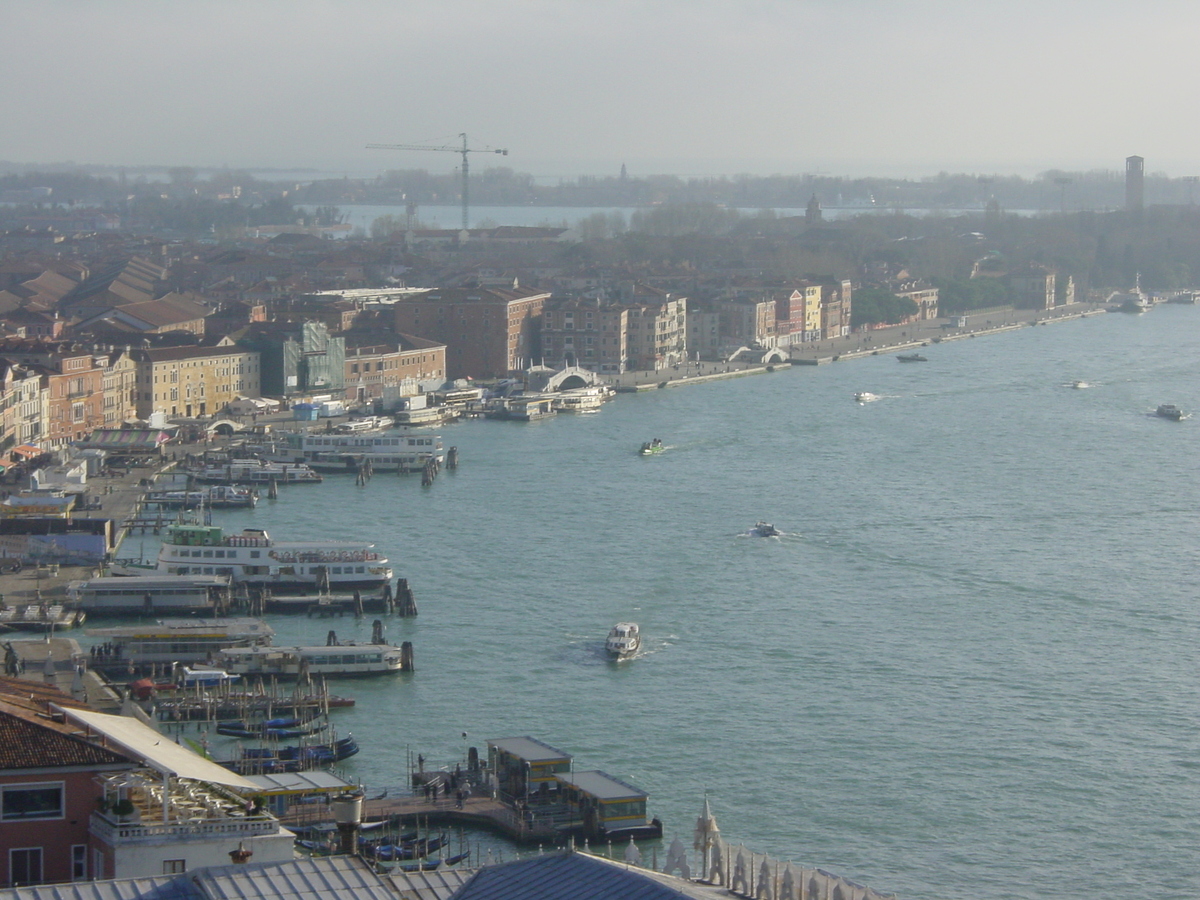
11;444;40;459
59;706;258;790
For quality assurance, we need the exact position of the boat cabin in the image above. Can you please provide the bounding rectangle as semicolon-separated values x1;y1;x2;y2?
68;574;230;615
487;736;573;804
556;770;651;838
87;617;274;671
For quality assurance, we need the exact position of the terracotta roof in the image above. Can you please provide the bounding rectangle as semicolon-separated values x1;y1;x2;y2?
0;678;132;770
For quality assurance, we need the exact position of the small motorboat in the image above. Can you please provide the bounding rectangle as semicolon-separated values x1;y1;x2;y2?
1156;404;1184;420
853;392;879;403
751;522;780;537
639;439;665;455
1070;380;1090;389
605;622;640;659
897;353;927;362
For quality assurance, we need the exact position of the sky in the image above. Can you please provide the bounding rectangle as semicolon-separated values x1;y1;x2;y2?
3;0;1198;182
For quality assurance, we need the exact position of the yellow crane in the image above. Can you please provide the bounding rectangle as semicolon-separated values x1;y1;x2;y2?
366;133;508;231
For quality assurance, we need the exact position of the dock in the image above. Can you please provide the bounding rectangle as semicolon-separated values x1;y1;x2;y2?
281;793;560;846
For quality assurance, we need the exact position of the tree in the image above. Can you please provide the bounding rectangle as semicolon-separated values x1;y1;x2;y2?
851;288;918;328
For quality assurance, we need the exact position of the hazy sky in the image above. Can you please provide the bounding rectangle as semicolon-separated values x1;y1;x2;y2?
3;0;1197;181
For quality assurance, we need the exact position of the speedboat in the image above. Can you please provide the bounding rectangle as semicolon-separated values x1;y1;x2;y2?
751;522;780;537
1070;380;1090;389
639;439;664;455
1156;404;1184;420
854;392;879;403
605;622;640;659
897;353;927;362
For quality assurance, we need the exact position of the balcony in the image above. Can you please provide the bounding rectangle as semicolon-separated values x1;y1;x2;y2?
91;809;278;845
93;772;280;847
67;389;94;400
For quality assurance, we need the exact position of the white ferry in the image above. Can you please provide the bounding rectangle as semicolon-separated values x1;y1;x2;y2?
155;523;393;592
264;431;443;474
191;461;323;485
217;642;411;678
553;386;614;413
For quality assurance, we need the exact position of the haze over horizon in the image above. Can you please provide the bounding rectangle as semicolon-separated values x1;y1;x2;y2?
3;0;1196;183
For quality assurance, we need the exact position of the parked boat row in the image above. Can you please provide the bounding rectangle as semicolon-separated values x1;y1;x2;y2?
0;603;85;631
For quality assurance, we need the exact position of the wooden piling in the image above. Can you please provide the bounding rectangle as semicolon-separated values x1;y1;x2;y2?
395;579;417;617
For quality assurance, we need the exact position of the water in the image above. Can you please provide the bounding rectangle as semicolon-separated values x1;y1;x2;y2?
303;204;1042;235
123;308;1200;899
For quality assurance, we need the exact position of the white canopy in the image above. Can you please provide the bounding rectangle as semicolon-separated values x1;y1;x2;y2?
60;706;258;790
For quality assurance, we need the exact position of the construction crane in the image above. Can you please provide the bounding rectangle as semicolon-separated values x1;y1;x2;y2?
366;133;508;231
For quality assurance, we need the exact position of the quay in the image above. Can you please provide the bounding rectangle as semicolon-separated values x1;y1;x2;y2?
605;301;1107;391
281;793;557;846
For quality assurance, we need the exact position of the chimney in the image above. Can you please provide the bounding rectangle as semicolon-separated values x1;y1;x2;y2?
330;791;363;855
228;841;253;865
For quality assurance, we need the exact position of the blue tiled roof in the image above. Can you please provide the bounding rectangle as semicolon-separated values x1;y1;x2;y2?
452;852;711;900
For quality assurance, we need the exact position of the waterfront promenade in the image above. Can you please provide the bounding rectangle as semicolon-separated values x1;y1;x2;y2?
606;301;1105;391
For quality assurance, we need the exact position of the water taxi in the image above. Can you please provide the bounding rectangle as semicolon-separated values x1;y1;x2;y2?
853;392;879;403
751;522;780;537
1156;403;1184;420
605;622;640;660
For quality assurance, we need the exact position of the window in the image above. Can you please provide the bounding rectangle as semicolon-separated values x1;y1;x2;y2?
162;859;186;875
71;845;87;881
2;784;63;820
10;848;42;886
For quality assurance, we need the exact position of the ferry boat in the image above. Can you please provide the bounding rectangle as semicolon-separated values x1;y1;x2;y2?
216;641;412;678
87;617;274;672
553;386;614;413
263;431;443;474
155;524;393;592
68;574;231;616
605;622;640;660
1156;403;1184;420
145;485;258;509
190;461;323;485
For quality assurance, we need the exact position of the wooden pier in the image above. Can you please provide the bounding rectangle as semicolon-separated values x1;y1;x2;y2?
280;793;561;846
